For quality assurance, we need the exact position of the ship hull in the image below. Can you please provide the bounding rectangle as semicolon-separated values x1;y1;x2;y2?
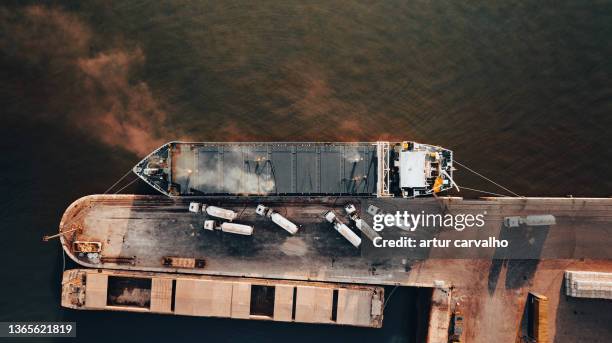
133;141;454;197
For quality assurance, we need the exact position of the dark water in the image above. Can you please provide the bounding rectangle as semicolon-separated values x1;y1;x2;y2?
1;1;611;342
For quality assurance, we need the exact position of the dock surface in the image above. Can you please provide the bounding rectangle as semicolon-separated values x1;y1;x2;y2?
59;195;612;284
58;195;612;342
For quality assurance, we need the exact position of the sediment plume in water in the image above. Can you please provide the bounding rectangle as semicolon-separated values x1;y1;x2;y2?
0;5;188;156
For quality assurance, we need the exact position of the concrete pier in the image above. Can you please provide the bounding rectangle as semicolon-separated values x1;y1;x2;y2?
58;195;612;342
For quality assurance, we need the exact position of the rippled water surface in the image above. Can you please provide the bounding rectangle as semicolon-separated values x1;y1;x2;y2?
1;1;611;342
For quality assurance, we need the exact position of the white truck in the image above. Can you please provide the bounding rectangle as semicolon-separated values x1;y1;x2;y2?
504;215;556;228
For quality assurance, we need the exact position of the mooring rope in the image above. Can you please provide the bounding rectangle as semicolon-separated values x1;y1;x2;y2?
459;186;512;198
50;165;136;242
103;168;134;194
382;285;400;312
454;160;521;197
113;177;139;194
237;203;248;220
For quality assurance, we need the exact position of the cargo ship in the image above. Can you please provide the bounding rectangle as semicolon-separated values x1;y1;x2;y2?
133;141;455;198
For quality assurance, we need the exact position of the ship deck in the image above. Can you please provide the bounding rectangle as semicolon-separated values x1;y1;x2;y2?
142;142;380;196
